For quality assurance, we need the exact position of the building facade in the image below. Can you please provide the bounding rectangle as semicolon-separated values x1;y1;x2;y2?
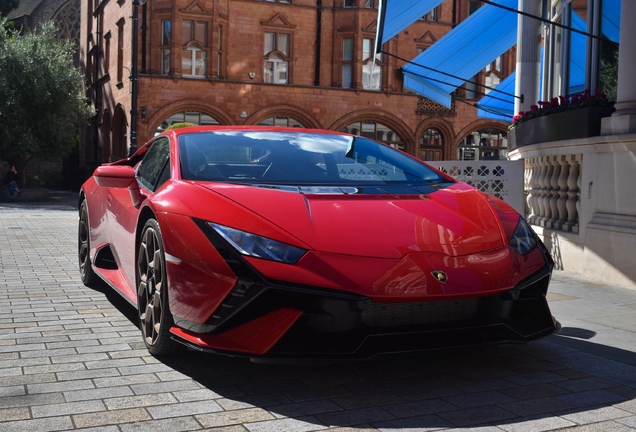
80;0;513;172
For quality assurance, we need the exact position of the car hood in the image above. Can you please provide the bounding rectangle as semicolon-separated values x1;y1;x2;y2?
201;183;505;259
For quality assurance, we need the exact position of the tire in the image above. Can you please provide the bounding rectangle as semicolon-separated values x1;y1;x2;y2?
137;218;179;356
78;200;99;287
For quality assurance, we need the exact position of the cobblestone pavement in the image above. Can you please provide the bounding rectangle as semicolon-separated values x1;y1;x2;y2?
2;195;636;431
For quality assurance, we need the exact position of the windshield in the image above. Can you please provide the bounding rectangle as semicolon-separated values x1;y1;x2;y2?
178;130;448;186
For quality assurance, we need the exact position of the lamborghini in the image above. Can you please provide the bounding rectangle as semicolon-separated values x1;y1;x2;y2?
78;126;559;360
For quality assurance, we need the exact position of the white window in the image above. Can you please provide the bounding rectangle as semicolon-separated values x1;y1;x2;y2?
362;38;381;90
264;54;288;84
183;44;206;77
264;32;290;84
181;20;208;78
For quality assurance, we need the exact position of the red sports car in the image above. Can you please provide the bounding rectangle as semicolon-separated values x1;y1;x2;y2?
78;126;559;360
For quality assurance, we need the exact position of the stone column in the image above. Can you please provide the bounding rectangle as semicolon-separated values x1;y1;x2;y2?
514;0;542;115
601;0;636;134
565;156;580;232
556;157;570;228
549;157;561;227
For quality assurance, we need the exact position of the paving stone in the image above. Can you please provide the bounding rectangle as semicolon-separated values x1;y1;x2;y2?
23;362;86;375
118;416;202;432
372;414;454;431
104;393;178;410
147;399;224;419
497;396;575;416
0;416;74;432
57;368;121;381
217;394;292;411
131;380;201;395
268;399;344;418
27;378;95;394
442;390;516;409
94;374;160;387
244;416;327;432
555;389;628;407
498;383;572;400
316;407;395;427
173;388;233;402
283;386;353;403
64;386;135;402
559;406;633;425
505;371;570;386
497;414;576;432
382;399;457;418
72;408;152;428
0;406;30;421
31;400;106;418
557;420;636;431
331;391;405;410
555;378;620;392
619;416;636;429
437;406;518;427
196;407;276;428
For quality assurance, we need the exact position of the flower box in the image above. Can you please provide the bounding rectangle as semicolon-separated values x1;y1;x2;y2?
509;105;615;149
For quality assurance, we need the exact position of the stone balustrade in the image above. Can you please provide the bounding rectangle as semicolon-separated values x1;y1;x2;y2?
524;154;582;234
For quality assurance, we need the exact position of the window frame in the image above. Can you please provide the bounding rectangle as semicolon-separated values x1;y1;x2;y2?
180;18;209;78
263;31;291;85
419;128;444;161
136;137;171;192
161;19;171;75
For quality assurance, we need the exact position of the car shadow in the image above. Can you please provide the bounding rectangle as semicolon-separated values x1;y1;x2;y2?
92;281;636;430
156;331;636;430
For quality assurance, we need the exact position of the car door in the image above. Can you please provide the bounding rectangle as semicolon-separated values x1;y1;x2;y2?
107;137;172;297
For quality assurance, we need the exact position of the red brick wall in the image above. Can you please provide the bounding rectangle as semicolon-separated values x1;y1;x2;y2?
82;0;511;167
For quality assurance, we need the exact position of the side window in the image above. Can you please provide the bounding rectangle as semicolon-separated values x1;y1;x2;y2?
137;138;171;191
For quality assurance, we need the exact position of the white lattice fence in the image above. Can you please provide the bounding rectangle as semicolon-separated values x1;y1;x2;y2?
434;160;525;215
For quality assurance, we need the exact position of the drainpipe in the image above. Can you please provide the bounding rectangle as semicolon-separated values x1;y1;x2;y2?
315;0;322;86
129;0;146;156
141;3;147;72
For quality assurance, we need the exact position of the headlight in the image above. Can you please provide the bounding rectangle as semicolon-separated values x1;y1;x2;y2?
209;223;306;264
509;217;537;255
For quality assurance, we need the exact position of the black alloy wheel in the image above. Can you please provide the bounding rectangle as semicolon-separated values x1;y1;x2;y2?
137;218;179;356
78;200;99;286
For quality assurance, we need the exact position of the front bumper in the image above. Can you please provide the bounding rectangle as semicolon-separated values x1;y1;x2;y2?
170;257;559;360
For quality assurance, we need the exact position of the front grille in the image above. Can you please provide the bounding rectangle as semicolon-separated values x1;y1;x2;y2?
362;298;479;327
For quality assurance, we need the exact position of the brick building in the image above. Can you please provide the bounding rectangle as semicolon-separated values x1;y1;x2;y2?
80;0;512;172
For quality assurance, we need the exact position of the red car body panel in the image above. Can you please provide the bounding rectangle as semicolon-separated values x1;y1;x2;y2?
170;308;303;356
80;126;558;359
201;183;505;258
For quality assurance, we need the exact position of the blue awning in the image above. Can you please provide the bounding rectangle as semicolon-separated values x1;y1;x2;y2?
477;10;603;121
377;0;445;47
401;0;518;108
602;0;620;43
476;72;517;121
570;12;587;94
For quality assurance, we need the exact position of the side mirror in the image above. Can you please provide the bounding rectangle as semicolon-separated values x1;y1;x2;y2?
94;165;135;188
93;165;145;207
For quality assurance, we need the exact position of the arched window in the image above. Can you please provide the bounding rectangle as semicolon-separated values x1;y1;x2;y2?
258;116;305;127
484;56;503;94
457;128;508;161
181;19;208;77
155;111;220;135
419;128;444;161
53;0;81;66
264;32;290;84
362;38;382;91
342;121;405;151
